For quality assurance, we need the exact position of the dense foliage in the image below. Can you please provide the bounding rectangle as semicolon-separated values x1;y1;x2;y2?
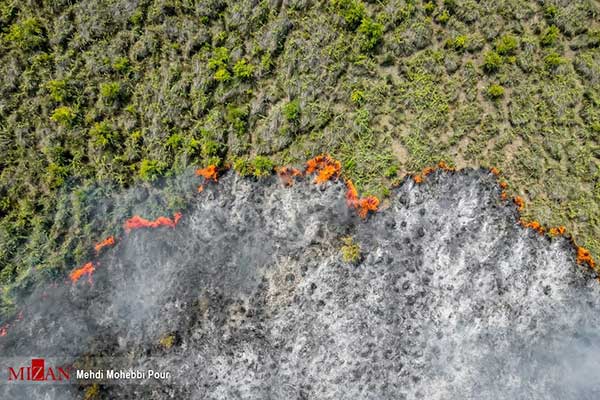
0;0;599;314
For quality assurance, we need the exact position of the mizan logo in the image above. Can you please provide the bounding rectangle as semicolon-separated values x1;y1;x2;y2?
8;358;71;382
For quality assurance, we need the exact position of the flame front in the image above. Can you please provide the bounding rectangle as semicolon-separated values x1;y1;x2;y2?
69;262;95;284
124;213;183;233
306;155;341;184
94;236;115;253
196;165;218;182
345;179;379;219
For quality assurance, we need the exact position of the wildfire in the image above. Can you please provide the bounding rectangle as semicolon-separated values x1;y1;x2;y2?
94;236;115;254
345;180;380;219
69;262;95;284
306;155;341;184
197;185;204;193
0;325;7;337
276;166;302;187
196;165;218;182
437;161;454;171
501;192;508;200
413;175;424;184
576;246;596;269
500;181;508;189
513;196;525;211
124;213;182;233
520;219;545;235
490;167;500;176
548;226;566;236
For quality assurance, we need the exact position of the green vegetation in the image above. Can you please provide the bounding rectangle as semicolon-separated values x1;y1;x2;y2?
341;236;361;264
0;0;599;315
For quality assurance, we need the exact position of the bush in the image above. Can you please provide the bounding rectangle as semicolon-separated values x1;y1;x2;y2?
341;236;361;264
208;47;229;70
544;51;565;69
138;159;167;182
487;83;505;99
50;106;76;127
446;35;468;51
251;156;274;178
46;79;69;102
483;50;502;72
540;26;560;47
214;68;231;82
100;82;121;102
283;99;301;123
358;17;383;52
331;0;365;30
89;122;116;148
232;59;254;80
232;157;252;177
495;34;518;55
436;9;450;24
5;17;45;50
351;89;365;105
112;56;130;73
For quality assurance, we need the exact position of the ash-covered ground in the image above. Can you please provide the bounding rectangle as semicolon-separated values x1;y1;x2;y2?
1;170;599;399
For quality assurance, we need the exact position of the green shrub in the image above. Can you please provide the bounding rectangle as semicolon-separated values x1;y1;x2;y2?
100;82;121;102
544;51;565;69
232;157;252;177
251;156;274;178
5;17;45;50
50;106;76;127
446;35;468;51
226;105;249;134
208;47;229;70
45;163;69;189
495;34;518;55
89;122;116;147
214;68;231;82
540;26;560;47
341;236;361;264
112;56;130;73
436;9;450;24
232;59;254;80
483;50;502;72
351;89;365;105
331;0;366;30
138;159;167;182
487;83;505;98
283;99;301;123
46;79;69;102
358;17;383;52
423;2;435;15
260;53;273;71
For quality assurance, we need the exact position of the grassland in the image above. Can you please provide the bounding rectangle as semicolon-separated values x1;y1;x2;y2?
0;0;599;314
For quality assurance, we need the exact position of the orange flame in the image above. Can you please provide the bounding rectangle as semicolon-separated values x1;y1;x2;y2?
413;175;424;184
520;219;545;235
69;262;95;284
345;180;379;219
197;184;204;193
306;155;341;184
94;236;115;254
499;181;508;189
501;192;508;200
513;196;525;211
196;165;218;182
576;247;596;269
437;161;454;171
422;167;435;177
490;167;500;176
0;325;7;337
276;166;302;187
124;213;182;233
548;226;566;236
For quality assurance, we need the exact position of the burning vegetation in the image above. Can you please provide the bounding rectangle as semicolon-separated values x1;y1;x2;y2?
576;247;596;270
69;262;96;284
305;155;341;184
124;213;182;233
276;166;302;187
345;180;380;219
94;236;115;254
196;165;219;182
